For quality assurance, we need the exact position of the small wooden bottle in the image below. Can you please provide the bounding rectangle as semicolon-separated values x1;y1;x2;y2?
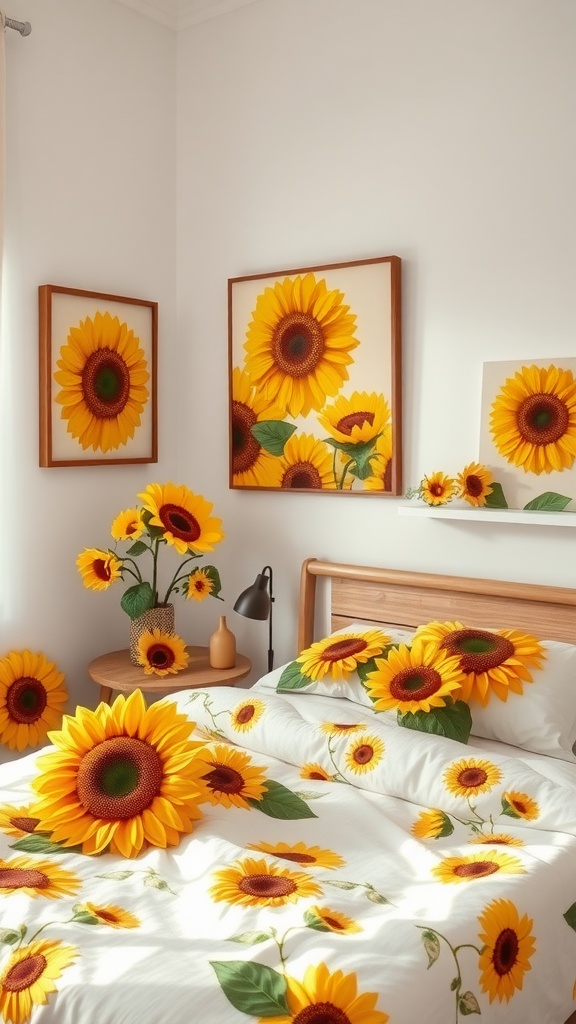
209;616;236;669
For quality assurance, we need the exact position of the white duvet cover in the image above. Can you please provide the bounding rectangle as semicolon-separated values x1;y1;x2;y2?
1;684;576;1024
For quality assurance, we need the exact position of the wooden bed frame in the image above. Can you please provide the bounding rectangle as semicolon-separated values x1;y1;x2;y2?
298;558;576;650
297;558;576;1024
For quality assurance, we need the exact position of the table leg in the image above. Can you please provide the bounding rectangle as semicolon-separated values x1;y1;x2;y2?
99;685;113;705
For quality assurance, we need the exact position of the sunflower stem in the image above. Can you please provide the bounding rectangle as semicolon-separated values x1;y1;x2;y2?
160;553;202;605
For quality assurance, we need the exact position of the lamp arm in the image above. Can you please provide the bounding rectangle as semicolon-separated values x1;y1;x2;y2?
262;565;275;672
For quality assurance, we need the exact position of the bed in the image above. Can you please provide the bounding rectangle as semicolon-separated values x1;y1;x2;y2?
2;558;576;1024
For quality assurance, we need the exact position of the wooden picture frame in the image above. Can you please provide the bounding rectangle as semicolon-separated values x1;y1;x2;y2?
39;285;158;468
228;255;402;494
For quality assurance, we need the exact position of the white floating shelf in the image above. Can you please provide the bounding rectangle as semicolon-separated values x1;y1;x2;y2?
398;505;576;528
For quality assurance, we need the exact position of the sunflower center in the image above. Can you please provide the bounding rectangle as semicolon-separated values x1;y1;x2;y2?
322;915;345;930
76;736;163;819
232;401;261;474
322;639;367;662
146;643;176;670
352;744;374;765
238;873;296;898
6;678;47;725
236;705;255;724
492;927;519;976
457;767;488;788
82;348;130;418
430;483;446;497
510;798;527;814
307;769;329;780
337;411;374;436
4;954;47;993
93;909;118;924
453;861;499;878
282;462;323;489
273;312;325;378
9;816;40;834
203;764;245;795
440;630;514;673
517;392;569;445
465;474;483;497
293;1003;351;1024
94;558;113;582
390;667;442;701
278;852;316;864
0;868;49;890
160;504;201;544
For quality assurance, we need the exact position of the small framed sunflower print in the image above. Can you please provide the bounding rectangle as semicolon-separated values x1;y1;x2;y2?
39;285;158;468
228;255;402;494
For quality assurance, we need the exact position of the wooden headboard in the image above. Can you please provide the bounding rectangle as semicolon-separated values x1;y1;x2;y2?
297;558;576;651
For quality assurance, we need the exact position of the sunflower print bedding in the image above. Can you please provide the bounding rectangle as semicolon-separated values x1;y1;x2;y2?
1;685;576;1024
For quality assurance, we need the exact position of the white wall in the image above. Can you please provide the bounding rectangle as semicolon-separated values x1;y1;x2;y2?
176;0;576;679
1;0;575;764
0;0;177;761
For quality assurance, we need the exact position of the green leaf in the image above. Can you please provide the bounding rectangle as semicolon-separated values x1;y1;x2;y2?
323;879;357;891
121;582;156;619
210;960;289;1017
97;870;135;881
501;796;520;818
227;931;270;945
564;904;576;932
421;929;441;968
398;700;472;744
523;491;572;512
357;656;382;684
10;834;79;855
0;929;23;946
484;482;508;509
459;991;481;1015
203;565;223;598
323;437;379;481
277;661;310;691
248;780;317;819
251;420;297;456
365;887;390;905
435;812;455;839
125;540;148;557
71;911;99;925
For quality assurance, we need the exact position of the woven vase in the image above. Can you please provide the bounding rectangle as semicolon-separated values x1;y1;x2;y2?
129;603;175;666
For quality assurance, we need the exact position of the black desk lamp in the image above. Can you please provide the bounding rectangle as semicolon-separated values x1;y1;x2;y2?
234;565;274;672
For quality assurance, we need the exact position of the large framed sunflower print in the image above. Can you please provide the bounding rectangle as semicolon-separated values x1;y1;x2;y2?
228;256;402;494
39;285;158;468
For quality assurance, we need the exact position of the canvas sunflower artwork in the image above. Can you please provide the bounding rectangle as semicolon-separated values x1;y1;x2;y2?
39;285;157;467
479;358;576;511
228;256;402;494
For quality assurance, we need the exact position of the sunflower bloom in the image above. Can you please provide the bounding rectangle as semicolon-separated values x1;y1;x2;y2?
502;791;539;821
470;833;524;848
344;733;385;774
364;428;394;491
260;962;389;1024
477;898;535;1002
246;841;345;870
138;481;224;555
456;462;494;507
318;391;390;445
31;689;206;858
137;629;189;676
195;744;268;808
53;310;149;453
443;758;503;798
306;905;362;933
297;629;392;683
300;763;333;781
489;363;576;475
0;805;41;840
230;699;265;733
420;471;456;506
0;857;81;899
231;367;285;487
411;808;454;840
415;620;545;705
76;902;140;928
0;651;68;752
432;850;525;884
244;273;360;419
320;721;367;736
278;433;336;489
210;857;321;907
111;508;144;541
365;638;464;714
76;548;123;591
0;939;77;1024
183;568;214;602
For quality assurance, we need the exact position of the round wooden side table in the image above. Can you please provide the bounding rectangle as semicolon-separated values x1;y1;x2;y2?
88;646;252;705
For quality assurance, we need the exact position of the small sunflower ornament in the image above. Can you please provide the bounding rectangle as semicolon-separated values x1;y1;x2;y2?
0;650;68;752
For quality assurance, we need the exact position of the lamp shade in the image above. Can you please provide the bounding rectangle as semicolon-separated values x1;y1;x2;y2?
233;573;271;621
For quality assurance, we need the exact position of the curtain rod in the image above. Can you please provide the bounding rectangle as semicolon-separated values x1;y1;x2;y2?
4;15;31;35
